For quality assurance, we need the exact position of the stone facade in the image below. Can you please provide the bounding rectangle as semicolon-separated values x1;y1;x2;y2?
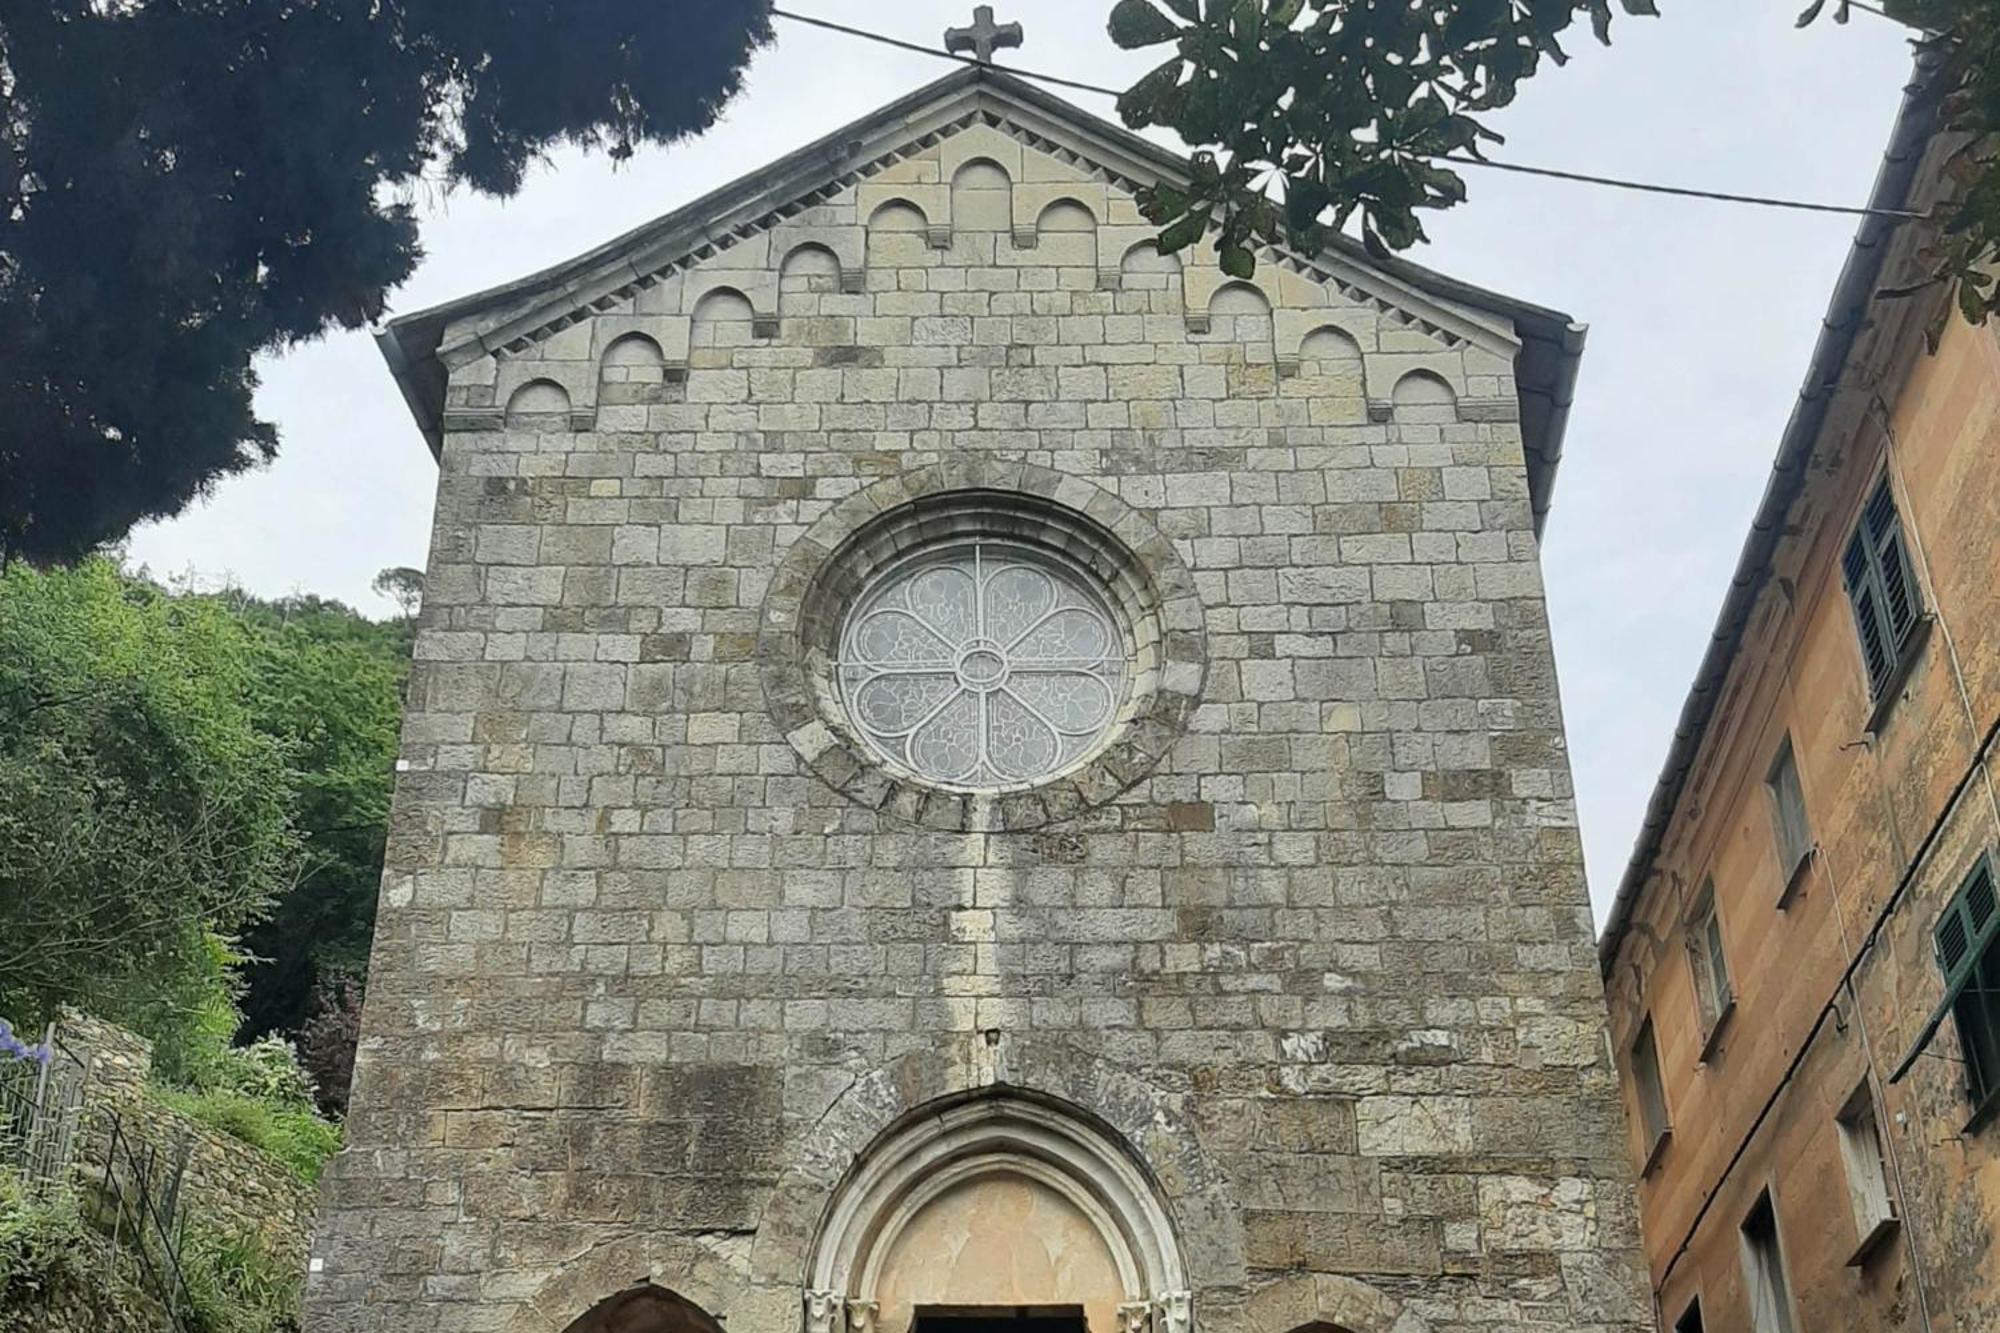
311;67;1646;1333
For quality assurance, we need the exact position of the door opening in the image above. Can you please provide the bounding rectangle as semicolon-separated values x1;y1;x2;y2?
911;1307;1089;1333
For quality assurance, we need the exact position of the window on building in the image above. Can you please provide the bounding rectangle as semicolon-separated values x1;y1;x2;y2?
1765;736;1813;899
1739;1191;1796;1333
1630;1018;1671;1167
1688;882;1734;1044
1842;477;1925;699
1835;1084;1898;1262
1936;856;2000;1111
1673;1298;1706;1333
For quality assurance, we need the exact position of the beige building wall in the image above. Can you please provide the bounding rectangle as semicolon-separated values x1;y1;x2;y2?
1601;107;2000;1327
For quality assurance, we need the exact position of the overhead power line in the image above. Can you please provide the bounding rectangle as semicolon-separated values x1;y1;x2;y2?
768;5;1930;223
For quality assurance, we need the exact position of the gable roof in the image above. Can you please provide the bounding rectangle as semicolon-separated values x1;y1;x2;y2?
376;64;1587;532
1595;47;1949;977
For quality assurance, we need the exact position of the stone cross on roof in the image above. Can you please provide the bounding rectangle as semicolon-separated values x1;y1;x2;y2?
945;5;1024;64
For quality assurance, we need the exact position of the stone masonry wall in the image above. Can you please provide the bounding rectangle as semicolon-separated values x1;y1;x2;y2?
308;95;1647;1333
59;1012;317;1269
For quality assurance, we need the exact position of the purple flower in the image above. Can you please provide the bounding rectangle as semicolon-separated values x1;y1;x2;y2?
0;1017;50;1065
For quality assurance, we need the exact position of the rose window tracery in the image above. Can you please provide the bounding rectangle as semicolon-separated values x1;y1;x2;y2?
836;542;1129;788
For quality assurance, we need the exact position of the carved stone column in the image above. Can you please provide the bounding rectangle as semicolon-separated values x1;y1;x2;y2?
804;1290;843;1333
1117;1300;1155;1333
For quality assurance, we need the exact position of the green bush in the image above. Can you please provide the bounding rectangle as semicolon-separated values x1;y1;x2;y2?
209;1038;319;1112
178;1219;301;1333
151;1088;341;1186
0;1169;150;1332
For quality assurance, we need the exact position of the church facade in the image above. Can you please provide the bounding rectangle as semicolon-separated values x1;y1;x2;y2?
313;64;1647;1333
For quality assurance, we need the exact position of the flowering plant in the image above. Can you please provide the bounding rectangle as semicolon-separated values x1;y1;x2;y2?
0;1018;53;1066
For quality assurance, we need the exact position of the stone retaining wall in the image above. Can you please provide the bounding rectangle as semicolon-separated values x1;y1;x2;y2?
58;1011;316;1267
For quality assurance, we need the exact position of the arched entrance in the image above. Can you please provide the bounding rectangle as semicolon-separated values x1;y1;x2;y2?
805;1092;1190;1333
556;1284;724;1333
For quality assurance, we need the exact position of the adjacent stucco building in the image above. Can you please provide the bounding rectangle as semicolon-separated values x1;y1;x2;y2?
1600;51;2000;1333
311;64;1647;1333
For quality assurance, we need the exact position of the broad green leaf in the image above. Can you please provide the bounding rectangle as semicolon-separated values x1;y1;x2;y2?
1158;207;1213;253
1109;0;1184;49
1219;242;1256;278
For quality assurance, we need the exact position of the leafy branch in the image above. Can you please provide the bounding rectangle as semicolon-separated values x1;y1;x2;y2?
1112;0;2000;327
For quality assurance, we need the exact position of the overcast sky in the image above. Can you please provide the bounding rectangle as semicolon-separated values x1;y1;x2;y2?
125;0;1918;919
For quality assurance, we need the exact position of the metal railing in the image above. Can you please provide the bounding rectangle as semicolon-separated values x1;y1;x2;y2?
1;1020;196;1332
0;1022;87;1190
101;1111;197;1331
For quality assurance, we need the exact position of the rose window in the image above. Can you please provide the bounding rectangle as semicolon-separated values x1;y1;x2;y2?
837;542;1130;788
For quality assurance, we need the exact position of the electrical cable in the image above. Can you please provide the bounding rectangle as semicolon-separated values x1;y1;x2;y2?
769;4;1932;223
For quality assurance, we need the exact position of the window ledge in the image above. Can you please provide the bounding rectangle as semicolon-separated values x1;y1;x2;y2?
1777;846;1817;910
1697;1001;1737;1066
1846;1215;1900;1268
1865;615;1936;735
1641;1126;1674;1178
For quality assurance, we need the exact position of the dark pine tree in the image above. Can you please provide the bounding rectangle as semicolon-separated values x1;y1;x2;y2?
0;0;772;564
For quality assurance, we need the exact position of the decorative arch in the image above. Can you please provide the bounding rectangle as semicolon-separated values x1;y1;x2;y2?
951;158;1015;233
1031;198;1099;265
806;1092;1189;1333
505;378;572;423
780;243;845;313
1299;326;1364;362
598;332;667;407
556;1285;723;1333
690;287;757;353
1120;240;1180;281
1037;198;1098;232
867;199;935;269
1208;281;1273;317
1283;324;1366;415
1390;369;1457;424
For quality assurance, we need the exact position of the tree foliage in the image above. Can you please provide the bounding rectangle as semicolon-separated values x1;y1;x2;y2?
1852;0;2000;326
1111;0;2000;325
0;0;774;565
0;561;297;1072
234;591;409;1044
0;562;408;1089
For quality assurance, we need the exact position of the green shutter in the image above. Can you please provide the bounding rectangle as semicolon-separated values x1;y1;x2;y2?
1845;480;1925;695
1893;856;2000;1085
1843;529;1892;690
1936;858;2000;995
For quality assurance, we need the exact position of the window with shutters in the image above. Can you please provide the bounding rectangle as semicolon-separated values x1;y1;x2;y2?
1842;478;1926;703
1835;1083;1899;1264
1630;1017;1671;1171
1936;856;2000;1113
1688;882;1735;1052
1765;737;1813;904
1673;1298;1706;1333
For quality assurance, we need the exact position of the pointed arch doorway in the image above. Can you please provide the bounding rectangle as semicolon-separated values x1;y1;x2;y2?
805;1093;1190;1333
